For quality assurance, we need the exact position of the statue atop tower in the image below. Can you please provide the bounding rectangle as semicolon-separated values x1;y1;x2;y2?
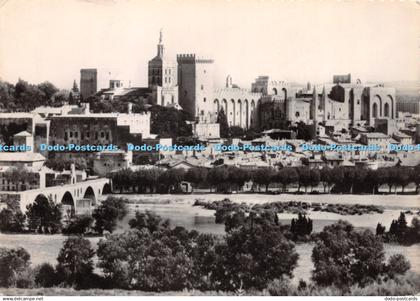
157;28;164;58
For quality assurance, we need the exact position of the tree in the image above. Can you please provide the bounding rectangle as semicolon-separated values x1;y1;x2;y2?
0;247;31;287
26;195;62;234
4;167;37;192
34;263;57;288
228;167;250;192
158;168;186;193
129;210;170;233
92;196;128;235
213;211;299;290
207;167;229;192
376;223;386;236
62;215;94;235
290;213;313;239
149;105;193;138
0;198;26;233
37;81;59;102
229;126;244;138
312;220;385;288
297;167;311;193
185;167;208;189
253;167;276;192
385;254;410;279
216;108;229;138
396;168;413;193
97;227;195;291
56;237;95;288
309;168;320;192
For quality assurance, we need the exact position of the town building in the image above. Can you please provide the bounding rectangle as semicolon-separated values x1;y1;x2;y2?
80;68;125;99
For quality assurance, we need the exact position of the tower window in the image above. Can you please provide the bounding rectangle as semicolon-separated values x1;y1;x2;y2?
201;85;204;90
203;97;206;102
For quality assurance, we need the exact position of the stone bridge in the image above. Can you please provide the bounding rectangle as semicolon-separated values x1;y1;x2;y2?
16;178;111;214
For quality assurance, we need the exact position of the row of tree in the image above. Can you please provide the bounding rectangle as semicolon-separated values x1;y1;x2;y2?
111;164;420;194
0;211;412;293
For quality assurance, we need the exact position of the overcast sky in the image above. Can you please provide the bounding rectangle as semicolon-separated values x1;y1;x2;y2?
0;0;419;90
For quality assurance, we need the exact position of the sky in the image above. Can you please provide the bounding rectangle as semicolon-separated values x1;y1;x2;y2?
0;0;419;90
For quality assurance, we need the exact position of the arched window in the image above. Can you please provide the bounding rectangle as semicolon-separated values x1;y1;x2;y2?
384;103;390;117
373;103;378;118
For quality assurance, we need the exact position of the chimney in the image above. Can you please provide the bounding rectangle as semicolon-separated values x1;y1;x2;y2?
128;103;133;114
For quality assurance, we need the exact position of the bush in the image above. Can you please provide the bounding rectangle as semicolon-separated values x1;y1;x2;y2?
35;263;57;288
385;254;411;279
62;215;94;235
92;197;128;235
0;208;26;233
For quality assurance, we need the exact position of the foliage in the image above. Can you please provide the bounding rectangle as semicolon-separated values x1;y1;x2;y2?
56;237;95;288
212;211;298;291
98;217;199;291
381;213;420;245
385;254;411;279
128;210;170;233
216;108;229;138
158;168;186;193
62;215;94;235
0;79;62;112
252;167;276;192
3;167;37;192
312;220;387;288
45;158;88;172
0;247;31;287
185;167;208;188
92;196;128;235
267;273;420;296
229;126;244;138
34;263;57;288
26;195;62;234
0;199;26;233
149;105;193;138
290;213;313;240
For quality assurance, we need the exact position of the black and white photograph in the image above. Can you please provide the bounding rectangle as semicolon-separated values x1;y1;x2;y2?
0;0;419;298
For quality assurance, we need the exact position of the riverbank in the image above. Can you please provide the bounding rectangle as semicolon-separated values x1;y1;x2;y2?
105;193;420;210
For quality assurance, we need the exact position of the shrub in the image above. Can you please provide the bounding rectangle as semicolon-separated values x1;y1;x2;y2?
0;208;26;233
34;263;57;288
385;254;411;279
62;215;94;235
92;197;128;235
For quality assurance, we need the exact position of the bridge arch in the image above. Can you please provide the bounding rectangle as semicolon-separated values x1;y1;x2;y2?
83;186;96;206
61;191;75;217
102;182;112;194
